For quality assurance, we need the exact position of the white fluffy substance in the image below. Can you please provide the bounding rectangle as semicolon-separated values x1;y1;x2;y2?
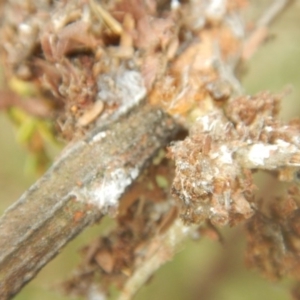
73;166;139;211
88;285;106;300
205;0;227;20
219;145;233;164
97;70;146;112
247;143;277;166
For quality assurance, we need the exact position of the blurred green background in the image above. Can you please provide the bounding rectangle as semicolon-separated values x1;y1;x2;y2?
1;1;300;299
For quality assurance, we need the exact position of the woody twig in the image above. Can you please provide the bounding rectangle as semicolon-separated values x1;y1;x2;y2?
0;103;179;299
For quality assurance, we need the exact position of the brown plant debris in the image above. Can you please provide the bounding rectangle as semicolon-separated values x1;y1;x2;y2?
0;0;248;140
246;186;300;281
1;0;300;299
169;92;300;226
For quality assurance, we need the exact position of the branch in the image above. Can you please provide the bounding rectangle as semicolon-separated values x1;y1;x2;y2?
117;220;199;300
242;0;292;60
169;92;300;227
0;103;180;300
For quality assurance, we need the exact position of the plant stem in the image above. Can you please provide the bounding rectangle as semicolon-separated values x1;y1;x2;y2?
0;103;180;300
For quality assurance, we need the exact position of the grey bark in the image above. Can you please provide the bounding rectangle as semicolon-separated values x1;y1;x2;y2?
0;103;179;299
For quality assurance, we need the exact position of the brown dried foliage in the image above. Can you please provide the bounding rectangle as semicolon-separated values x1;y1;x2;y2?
168;92;280;226
1;0;300;299
0;0;246;138
246;186;300;281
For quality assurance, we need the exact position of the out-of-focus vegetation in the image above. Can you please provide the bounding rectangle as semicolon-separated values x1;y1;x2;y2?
0;1;300;299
